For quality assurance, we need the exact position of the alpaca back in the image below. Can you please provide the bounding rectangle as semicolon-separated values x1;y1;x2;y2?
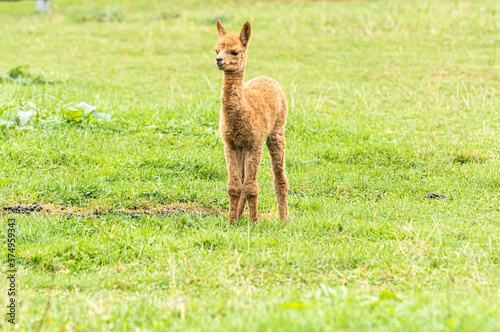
243;76;288;135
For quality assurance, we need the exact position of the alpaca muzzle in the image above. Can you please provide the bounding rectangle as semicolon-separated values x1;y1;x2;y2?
216;59;225;68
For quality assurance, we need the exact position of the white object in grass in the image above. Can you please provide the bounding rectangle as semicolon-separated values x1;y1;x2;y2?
35;0;50;12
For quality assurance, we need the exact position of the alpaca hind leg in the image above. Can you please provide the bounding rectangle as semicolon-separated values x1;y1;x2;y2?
243;145;264;223
224;146;243;224
266;132;288;221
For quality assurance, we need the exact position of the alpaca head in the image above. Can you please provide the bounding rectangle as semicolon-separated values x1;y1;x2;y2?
214;20;251;72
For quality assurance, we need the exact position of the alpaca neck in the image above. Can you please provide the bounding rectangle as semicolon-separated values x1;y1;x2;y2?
221;69;245;116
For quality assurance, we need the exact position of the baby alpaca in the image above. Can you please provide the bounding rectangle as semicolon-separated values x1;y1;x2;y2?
214;20;289;224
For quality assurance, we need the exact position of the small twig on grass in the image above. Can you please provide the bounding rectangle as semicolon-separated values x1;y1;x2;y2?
203;74;215;92
330;203;348;236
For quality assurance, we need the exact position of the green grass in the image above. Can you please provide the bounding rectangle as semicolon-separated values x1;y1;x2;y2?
1;0;500;330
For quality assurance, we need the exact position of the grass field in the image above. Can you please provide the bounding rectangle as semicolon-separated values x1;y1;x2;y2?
1;0;500;330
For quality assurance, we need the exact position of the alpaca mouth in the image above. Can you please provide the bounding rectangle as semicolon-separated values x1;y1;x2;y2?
216;62;225;69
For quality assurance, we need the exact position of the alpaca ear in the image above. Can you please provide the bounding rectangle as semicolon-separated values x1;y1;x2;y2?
216;20;227;38
239;21;251;47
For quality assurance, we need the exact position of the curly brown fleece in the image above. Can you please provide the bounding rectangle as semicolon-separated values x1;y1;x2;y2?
214;20;288;224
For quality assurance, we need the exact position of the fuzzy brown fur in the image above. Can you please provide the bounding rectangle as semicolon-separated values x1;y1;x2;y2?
214;20;288;224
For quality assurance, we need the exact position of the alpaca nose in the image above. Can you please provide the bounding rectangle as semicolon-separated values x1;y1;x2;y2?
216;57;225;68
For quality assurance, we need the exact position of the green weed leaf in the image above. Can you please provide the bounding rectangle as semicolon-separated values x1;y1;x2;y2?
77;101;97;115
379;289;402;302
63;102;111;123
0;119;14;129
370;289;402;307
62;105;84;122
280;302;311;310
92;110;112;121
17;110;37;126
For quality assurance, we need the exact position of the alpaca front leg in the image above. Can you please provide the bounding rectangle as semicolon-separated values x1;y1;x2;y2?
236;150;247;219
243;145;264;223
236;189;247;219
225;146;242;224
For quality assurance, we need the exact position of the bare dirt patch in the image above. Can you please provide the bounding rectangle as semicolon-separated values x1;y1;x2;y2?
1;203;221;219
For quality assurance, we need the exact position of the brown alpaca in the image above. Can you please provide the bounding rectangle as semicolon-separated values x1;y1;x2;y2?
214;20;288;224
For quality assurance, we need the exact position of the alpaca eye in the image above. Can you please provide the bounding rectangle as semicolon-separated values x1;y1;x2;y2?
231;52;239;56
